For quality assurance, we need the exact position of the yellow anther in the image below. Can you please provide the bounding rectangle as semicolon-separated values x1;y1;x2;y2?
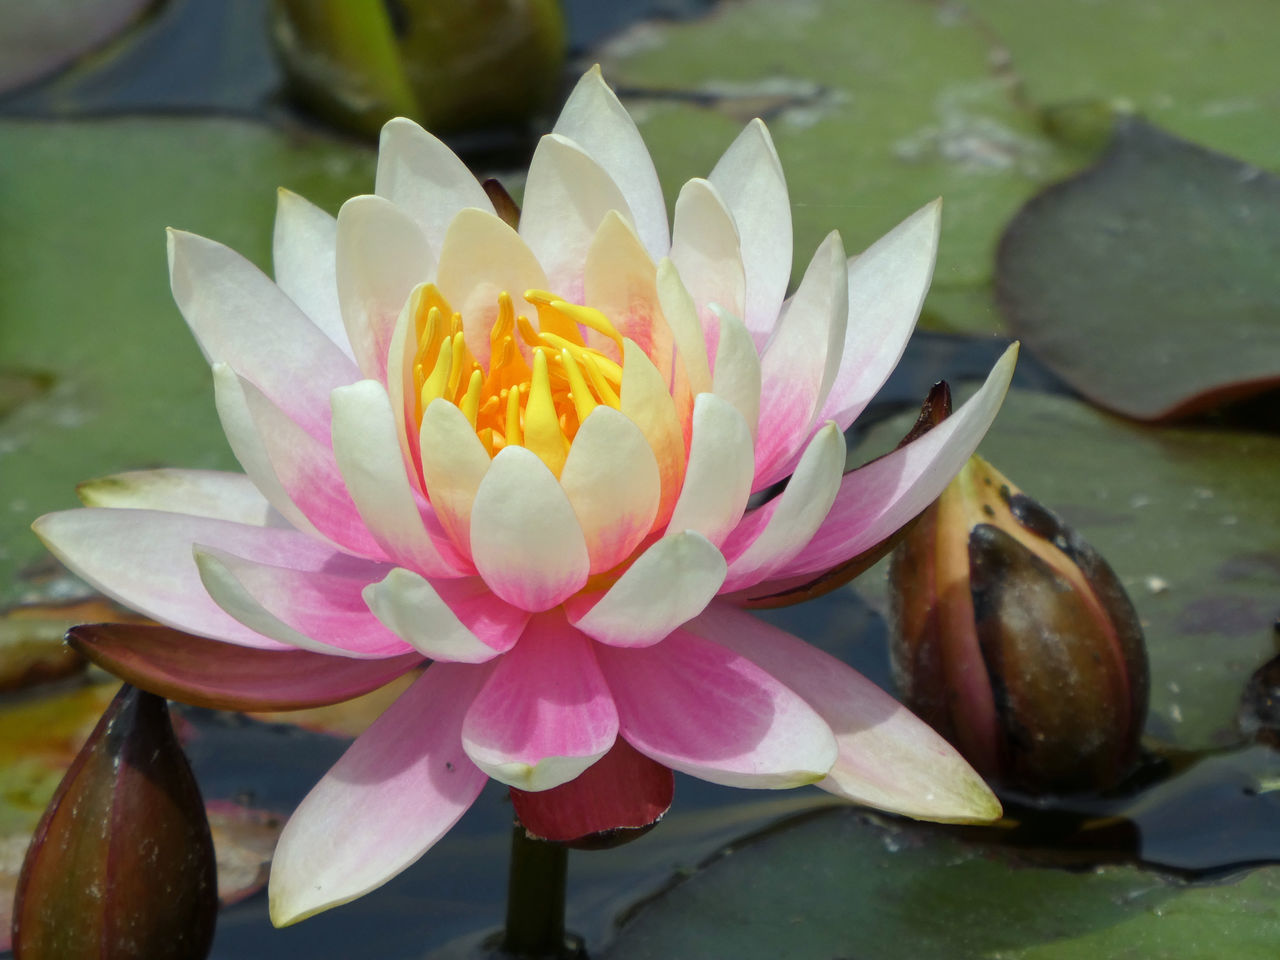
516;314;542;348
580;352;621;408
524;348;568;476
561;348;598;425
504;385;522;447
420;334;454;409
417;306;443;365
553;300;624;350
460;368;484;427
490;292;516;353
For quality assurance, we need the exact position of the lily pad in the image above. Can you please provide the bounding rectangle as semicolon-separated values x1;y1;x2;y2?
604;806;1280;959
0;117;376;606
997;120;1280;421
600;0;1087;334
855;387;1280;749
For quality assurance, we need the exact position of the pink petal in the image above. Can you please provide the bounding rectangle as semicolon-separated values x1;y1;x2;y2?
771;344;1018;581
665;394;754;547
193;546;408;659
461;613;617;791
819;199;941;431
752;231;849;490
167;229;359;440
687;604;1002;822
272;188;352;359
375;117;494;250
230;369;388;559
77;469;274;526
510;736;673;845
435;208;548;368
269;662;491;925
595;627;837;788
330;379;471;578
32;509;377;648
552;66;670;261
363;567;526;663
336;194;434;383
520;133;633;300
68;622;422;712
707;120;791;349
565;532;725;648
668;177;745;346
559;406;660;574
721;422;846;593
468;446;590;612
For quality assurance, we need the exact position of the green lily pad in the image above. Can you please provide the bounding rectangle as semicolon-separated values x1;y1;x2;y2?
601;0;1087;335
0;118;376;606
855;388;1280;750
996;120;1280;421
604;807;1280;959
961;0;1280;174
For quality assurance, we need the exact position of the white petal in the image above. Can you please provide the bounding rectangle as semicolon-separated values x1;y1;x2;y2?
435;208;548;368
335;194;434;382
656;258;712;396
707;119;791;347
364;567;507;663
469;446;590;612
566;532;726;648
77;469;274;526
167;229;359;439
665;394;754;546
753;230;848;488
272;188;351;359
520;133;633;300
375;116;494;249
669;177;745;335
418;398;493;557
330;380;467;578
820;199;941;429
559;406;660;574
552;66;670;260
723;422;846;592
709;305;762;440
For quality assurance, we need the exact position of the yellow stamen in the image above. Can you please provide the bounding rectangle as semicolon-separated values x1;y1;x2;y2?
561;348;598;425
580;352;621;408
504;386;522;447
446;334;468;399
524;348;568;475
460;368;484;427
524;289;584;345
420;333;454;409
552;300;624;351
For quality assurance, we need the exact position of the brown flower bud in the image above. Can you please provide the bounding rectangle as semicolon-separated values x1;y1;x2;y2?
890;454;1148;793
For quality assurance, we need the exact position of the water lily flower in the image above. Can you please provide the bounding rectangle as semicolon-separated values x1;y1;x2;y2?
34;68;1017;925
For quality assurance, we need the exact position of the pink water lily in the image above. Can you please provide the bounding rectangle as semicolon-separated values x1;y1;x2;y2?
34;67;1016;925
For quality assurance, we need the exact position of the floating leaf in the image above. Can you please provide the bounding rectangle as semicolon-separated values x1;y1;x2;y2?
12;685;217;959
0;597;152;693
997;120;1280;420
0;118;376;606
604;807;1280;959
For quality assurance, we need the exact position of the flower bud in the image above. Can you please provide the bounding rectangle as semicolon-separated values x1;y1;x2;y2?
890;454;1148;793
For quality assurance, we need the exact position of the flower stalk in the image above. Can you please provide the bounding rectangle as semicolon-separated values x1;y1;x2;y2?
500;825;582;959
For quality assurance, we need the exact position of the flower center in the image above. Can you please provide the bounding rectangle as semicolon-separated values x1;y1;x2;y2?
410;285;625;476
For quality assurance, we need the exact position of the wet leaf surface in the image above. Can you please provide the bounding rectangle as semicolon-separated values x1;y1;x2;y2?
603;806;1280;960
997;120;1280;421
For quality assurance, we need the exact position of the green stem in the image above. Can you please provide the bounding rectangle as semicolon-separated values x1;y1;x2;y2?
501;823;572;958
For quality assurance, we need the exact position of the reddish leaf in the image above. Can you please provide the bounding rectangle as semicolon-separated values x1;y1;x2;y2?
68;623;423;711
